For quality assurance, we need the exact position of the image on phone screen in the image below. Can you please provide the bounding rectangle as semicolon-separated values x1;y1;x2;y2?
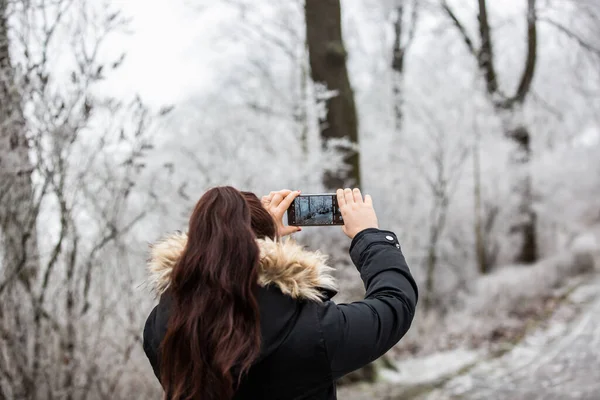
287;194;343;226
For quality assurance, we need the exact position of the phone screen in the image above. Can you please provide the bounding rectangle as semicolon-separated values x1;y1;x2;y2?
287;194;343;226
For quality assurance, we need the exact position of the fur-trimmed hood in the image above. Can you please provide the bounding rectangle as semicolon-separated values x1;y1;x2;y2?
148;232;338;302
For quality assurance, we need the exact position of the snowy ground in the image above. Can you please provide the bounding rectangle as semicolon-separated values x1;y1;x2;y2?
339;273;600;400
424;278;600;400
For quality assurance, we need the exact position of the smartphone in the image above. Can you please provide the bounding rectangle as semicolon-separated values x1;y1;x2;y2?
287;194;344;226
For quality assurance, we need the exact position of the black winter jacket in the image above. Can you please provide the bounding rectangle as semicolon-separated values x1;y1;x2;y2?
143;228;418;400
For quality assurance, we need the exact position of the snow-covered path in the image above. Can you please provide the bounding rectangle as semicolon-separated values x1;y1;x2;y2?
425;278;600;400
338;273;600;400
339;226;600;400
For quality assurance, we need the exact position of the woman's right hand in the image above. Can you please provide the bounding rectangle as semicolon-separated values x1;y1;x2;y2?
262;189;302;237
337;188;379;239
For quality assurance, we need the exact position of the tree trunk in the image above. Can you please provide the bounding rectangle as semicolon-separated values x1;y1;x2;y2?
423;176;451;312
0;0;39;289
0;1;40;397
391;0;418;134
62;243;77;400
299;42;310;157
392;3;406;132
442;0;539;264
304;0;360;190
422;241;437;312
499;108;538;264
473;127;488;274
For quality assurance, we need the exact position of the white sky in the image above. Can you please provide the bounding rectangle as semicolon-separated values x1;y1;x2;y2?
99;0;524;109
100;0;235;108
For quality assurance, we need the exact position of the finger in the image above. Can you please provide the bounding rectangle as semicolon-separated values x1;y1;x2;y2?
277;190;300;213
337;189;346;207
272;190;292;206
276;189;292;197
344;188;354;205
263;192;275;205
365;194;373;206
270;193;284;208
267;190;288;199
352;188;363;203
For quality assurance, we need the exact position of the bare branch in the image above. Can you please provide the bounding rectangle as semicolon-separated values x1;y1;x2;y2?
530;89;564;119
406;0;420;50
392;0;420;73
539;16;600;58
2;0;159;396
476;0;499;95
503;0;538;108
237;19;297;61
80;210;147;315
440;1;477;58
36;192;69;307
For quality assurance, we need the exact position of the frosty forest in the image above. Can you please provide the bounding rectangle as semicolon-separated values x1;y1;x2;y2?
1;0;599;398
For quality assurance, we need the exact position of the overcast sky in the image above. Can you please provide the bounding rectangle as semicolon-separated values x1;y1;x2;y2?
101;0;236;108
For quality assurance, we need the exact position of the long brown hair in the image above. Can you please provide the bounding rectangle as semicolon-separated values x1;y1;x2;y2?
160;187;276;400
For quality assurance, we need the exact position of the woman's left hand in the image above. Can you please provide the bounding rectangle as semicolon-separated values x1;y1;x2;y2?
261;189;302;237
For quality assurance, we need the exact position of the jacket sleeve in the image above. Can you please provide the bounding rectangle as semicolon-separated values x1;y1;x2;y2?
318;228;418;380
143;305;161;381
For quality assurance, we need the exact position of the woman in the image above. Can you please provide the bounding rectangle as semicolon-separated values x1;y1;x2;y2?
143;187;418;400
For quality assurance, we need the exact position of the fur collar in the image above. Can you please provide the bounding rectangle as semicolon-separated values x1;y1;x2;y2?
148;232;337;302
